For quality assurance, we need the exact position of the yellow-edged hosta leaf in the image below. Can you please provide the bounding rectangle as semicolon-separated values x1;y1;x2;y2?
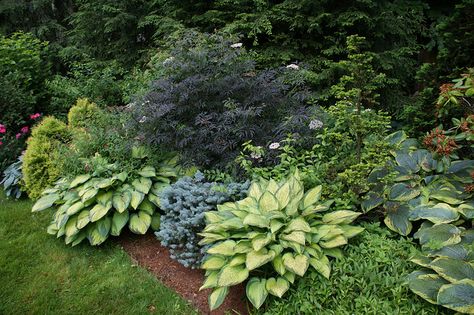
112;190;131;213
246;249;276;270
275;182;290;209
429;257;474;283
234;240;253;254
111;210;129;236
208;240;236;256
339;225;365;239
200;271;219;290
281;231;306;245
202;256;227;270
132;177;152;194
437;279;474;313
128;211;151;234
266;277;290;298
322;210;361;224
258;191;279;212
65;216;79;237
309;255;331;279
89;202;112;222
80;187;99;203
272;255;286;275
66;201;85;216
217;264;249;286
246;278;268;309
130;190;145;209
320;235;348;248
243;213;270;228
32;193;60;212
408;271;448;304
69;174;91;188
301;185;322;209
229;254;246;266
282;253;309;276
252;233;272;251
138;198;155;215
76;209;90;229
209;286;229;311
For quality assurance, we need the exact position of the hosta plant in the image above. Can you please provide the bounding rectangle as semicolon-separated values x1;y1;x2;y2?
1;154;23;199
408;222;474;314
199;172;364;310
32;156;177;246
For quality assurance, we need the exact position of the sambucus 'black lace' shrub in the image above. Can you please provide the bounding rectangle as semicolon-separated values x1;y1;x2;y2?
130;32;312;169
156;172;249;268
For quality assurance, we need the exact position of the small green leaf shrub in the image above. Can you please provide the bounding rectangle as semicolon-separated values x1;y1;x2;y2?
199;172;363;310
156;172;249;268
257;223;450;315
32;155;177;246
22;116;71;199
67;98;102;129
408;222;474;314
1;154;23;199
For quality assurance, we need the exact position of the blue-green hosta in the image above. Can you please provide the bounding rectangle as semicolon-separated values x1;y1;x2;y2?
1;154;23;199
362;131;474;236
408;223;474;314
199;172;364;310
32;161;177;246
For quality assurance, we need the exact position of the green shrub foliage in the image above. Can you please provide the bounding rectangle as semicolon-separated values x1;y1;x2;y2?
67;98;101;129
22;117;71;199
199;172;363;310
257;223;450;315
131;33;312;169
32;155;177;246
1;154;23;199
156;172;249;268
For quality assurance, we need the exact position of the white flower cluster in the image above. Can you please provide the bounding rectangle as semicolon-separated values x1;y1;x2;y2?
286;64;299;70
230;43;243;48
309;119;324;130
269;142;280;149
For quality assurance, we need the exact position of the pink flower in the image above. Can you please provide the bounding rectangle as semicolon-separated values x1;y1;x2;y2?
16;133;22;139
0;124;5;134
21;126;29;134
0;141;3;146
30;113;41;120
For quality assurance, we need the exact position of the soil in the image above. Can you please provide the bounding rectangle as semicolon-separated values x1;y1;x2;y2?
119;232;249;315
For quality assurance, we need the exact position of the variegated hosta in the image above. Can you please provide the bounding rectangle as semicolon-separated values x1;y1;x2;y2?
363;131;474;236
198;172;364;310
32;162;177;246
408;223;474;314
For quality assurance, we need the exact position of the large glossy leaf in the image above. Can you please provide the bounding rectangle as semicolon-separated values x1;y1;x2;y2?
209;286;229;311
266;277;290;298
130;190;144;209
111;210;129;236
409;203;460;224
437;279;474;313
429;257;474;283
217;264;249;286
132;177;152;194
32;193;60;212
89;203;112;222
396;153;420;173
246;249;275;270
384;201;412;236
322;210;360;225
208;240;236;256
408;270;449;304
389;183;420;202
301;186;322;209
66;201;85;216
129;211;151;234
246;278;268;309
112;190;132;213
76;209;90;229
414;224;462;250
69;174;91;188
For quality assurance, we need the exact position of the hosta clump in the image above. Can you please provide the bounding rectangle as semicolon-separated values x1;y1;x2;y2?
32;157;177;246
408;223;474;314
1;154;23;199
155;172;249;268
199;172;364;310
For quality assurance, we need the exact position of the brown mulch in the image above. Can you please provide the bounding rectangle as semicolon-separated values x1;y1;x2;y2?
119;233;249;315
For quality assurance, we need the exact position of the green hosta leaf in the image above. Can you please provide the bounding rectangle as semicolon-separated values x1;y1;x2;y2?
65;216;79;237
137;166;156;177
430;189;464;205
389;183;420;202
301;185;322;209
409;203;460;224
200;271;219;290
320;235;348;248
70;231;87;246
339;225;365;239
385;130;407;146
205;211;225;224
396;153;420;173
275;182;290;209
129;211;151;234
430;257;474;283
281;231;306;245
284;217;311;233
243;213;269;228
258;191;279;212
115;171;128;182
266;179;279;194
148;193;161;208
248;182;263;199
96;178;115;189
323;248;343;259
217;264;249;286
459;202;474;219
138;198;155;215
270;219;285;233
130;191;145;209
266;277;290;298
89;203;112;222
151;213;161;230
282;253;309;277
229;255;246;266
410;253;432;268
309;255;331;279
234;240;252;254
80;188;99;203
111;210;129;236
437;279;474;313
414;224;462;250
69;174;91;188
246;249;276;270
132;177;152;194
361;192;384;212
76;210;90;229
202;256;227;270
272;256;286;275
112;190;132;213
384;201;412;236
209;286;229;311
66;201;85;216
246;278;268;309
97;191;113;205
322;210;360;225
32;193;60;212
208;240;236;256
283;271;295;284
408;271;449;304
252;233;272;251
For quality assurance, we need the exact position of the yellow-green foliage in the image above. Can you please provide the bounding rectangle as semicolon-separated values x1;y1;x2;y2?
23;117;70;199
67;98;101;129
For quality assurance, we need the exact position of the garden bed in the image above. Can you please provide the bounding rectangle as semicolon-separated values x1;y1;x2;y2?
120;232;249;315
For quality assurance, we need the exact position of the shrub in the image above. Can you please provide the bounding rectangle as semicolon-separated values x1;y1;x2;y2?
156;172;249;268
199;172;363;310
22;117;71;199
256;223;450;315
131;32;312;169
32;155;177;246
67;98;101;129
1;154;23;199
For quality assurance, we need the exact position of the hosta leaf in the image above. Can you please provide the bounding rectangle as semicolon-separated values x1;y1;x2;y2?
246;249;275;270
323;247;343;259
234;240;252;254
384;201;412;236
270;219;285;233
322;210;360;225
65;216;79;237
137;166;156;177
209;286;229;311
252;233;272;251
282;253;309;277
361;192;384;212
69;174;91;188
258;191;279;212
284;217;311;233
408;271;449;304
248;182;263;199
96;178;115;189
243;213;269;228
389;183;420;202
112;190;132;213
229;254;246;266
132;177;152;194
281;231;306;245
202;256;227;270
130;190;145;209
430;189;464;205
217;264;249;286
414;224;462;250
320;235;347;248
266;179;279;194
115;171;128;182
208;240;236;256
429;257;474;283
71;231;86;246
200;271;219;290
66;201;85;216
266;277;290;298
129;211;151;234
89;203;112;222
111;210;129;236
437;279;474;313
272;256;286;275
246;278;268;309
81;188;99;203
32;193;60;212
409;203;460;224
138;198;155;215
410;253;432;268
396;153;419;173
76;210;90;229
301;185;322;209
151;213;161;230
309;255;331;279
275;182;290;209
339;225;365;239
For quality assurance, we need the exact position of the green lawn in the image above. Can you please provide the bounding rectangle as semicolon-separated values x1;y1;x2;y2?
0;192;197;315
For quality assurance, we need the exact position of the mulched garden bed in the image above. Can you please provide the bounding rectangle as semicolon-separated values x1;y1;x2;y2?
120;233;249;315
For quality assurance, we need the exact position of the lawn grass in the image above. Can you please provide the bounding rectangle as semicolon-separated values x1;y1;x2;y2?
0;192;198;315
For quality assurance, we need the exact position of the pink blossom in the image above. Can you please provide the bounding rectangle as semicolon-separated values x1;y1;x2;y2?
16;133;22;139
30;113;41;120
0;124;5;134
21;126;29;134
0;141;3;146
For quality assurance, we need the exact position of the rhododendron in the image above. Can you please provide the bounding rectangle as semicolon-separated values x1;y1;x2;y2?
16;133;21;139
0;124;5;133
30;113;41;120
20;126;29;134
